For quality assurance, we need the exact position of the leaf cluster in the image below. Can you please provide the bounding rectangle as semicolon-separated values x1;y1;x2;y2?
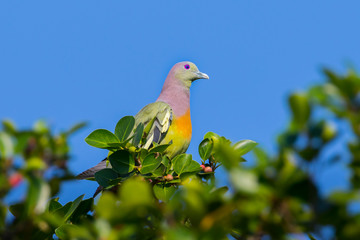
85;116;256;202
0;120;86;239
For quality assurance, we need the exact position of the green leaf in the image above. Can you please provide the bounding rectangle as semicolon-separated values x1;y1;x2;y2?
203;132;220;140
161;156;171;169
9;203;24;218
198;138;213;160
106;142;123;148
328;191;358;204
14;132;30;154
152;164;166;177
165;227;196;240
139;149;149;163
54;202;72;218
173;154;202;176
25;157;46;171
289;92;311;129
106;138;133;149
232;140;258;156
321;121;337;142
140;154;162;174
132;123;144;146
307;233;317;240
85;129;120;148
108;177;124;186
64;195;84;222
153;184;176;202
115;116;135;142
210;136;256;168
253;147;268;170
120;177;153;207
2;119;17;134
66;122;87;135
167;179;181;184
95;192;117;220
149;144;171;154
33;120;49;134
109;150;135;174
230;168;258;194
95;169;119;187
0;132;13;158
211;186;229;196
26;176;50;215
55;224;78;239
48;198;62;212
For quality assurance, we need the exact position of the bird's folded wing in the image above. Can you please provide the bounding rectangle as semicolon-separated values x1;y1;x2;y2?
134;101;173;148
77;101;172;180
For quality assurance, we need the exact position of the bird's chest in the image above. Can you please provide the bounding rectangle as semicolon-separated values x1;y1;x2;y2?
172;109;192;139
162;109;192;158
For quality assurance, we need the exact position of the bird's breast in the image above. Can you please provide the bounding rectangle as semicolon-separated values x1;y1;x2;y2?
160;108;192;158
173;109;192;139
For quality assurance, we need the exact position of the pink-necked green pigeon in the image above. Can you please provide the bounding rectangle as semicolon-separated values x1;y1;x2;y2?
77;61;209;180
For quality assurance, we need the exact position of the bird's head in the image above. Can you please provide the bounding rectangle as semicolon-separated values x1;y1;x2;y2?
171;61;209;88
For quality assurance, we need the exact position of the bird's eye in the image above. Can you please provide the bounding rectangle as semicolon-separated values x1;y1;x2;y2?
184;64;190;70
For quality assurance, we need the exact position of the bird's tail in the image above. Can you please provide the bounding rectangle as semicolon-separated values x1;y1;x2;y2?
93;185;104;198
76;158;109;180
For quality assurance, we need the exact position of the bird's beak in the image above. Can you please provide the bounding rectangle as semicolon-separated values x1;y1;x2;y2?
193;71;209;81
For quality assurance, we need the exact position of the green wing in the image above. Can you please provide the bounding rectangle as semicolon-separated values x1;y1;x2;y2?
77;101;173;180
134;101;173;149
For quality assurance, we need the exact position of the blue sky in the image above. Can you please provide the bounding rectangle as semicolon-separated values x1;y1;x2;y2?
1;1;360;203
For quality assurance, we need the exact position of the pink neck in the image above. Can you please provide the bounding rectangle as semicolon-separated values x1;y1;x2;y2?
156;77;190;116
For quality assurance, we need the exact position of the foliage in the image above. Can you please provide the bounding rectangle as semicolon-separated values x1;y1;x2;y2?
1;68;360;239
0;120;86;239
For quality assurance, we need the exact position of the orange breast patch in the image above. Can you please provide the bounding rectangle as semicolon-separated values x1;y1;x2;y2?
174;109;192;139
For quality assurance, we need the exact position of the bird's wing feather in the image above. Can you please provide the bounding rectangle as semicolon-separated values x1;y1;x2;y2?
77;101;173;180
134;101;173;148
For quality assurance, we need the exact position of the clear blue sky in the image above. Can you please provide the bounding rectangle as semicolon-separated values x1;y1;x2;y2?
1;1;360;203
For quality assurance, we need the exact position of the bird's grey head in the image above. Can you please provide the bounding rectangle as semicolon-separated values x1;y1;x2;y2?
170;61;209;88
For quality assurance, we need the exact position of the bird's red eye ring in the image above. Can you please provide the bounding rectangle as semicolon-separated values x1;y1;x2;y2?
184;64;190;70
